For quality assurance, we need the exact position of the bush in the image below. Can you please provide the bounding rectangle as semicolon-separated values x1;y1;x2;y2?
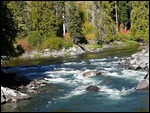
81;21;96;41
16;38;32;52
28;31;42;47
113;32;130;41
64;33;72;42
42;37;73;50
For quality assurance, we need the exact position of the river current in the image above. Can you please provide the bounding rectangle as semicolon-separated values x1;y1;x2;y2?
1;46;149;112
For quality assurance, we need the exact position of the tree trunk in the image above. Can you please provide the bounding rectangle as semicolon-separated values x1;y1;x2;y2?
63;13;65;36
92;3;95;24
115;1;118;32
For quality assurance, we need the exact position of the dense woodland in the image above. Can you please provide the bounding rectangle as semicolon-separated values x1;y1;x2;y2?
1;1;149;58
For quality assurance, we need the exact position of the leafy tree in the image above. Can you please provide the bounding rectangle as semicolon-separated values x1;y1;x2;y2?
1;1;24;58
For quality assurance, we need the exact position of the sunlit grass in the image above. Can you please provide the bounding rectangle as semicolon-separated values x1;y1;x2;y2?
86;44;103;49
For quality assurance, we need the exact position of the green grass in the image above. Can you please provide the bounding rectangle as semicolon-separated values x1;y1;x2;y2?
112;40;139;47
122;40;139;46
86;44;103;49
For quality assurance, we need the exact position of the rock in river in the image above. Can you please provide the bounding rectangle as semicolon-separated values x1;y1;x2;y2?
86;85;100;92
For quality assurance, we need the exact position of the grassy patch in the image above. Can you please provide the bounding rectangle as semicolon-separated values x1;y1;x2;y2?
122;40;139;46
112;40;139;47
86;44;103;49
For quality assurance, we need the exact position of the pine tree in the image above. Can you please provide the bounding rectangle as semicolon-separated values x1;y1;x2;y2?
94;1;116;43
117;1;131;30
52;1;65;37
28;1;58;47
1;1;24;58
65;1;84;44
6;1;29;38
130;1;149;42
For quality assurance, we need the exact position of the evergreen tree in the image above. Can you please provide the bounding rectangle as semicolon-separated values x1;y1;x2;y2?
52;1;65;37
65;1;85;44
117;1;131;30
28;1;58;47
6;1;29;38
130;1;149;42
1;1;24;58
94;1;116;43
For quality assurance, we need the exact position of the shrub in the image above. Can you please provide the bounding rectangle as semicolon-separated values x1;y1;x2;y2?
42;37;73;50
16;38;32;52
81;21;96;41
28;31;42;48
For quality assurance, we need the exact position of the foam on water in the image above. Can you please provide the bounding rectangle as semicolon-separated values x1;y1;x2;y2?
99;86;135;100
59;85;87;99
89;58;107;62
44;77;66;84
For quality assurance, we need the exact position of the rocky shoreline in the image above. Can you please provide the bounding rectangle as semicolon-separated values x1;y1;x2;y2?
1;71;50;104
19;44;106;59
119;45;149;90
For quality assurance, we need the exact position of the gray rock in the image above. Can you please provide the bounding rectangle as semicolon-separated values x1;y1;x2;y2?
86;85;100;92
144;74;149;80
1;86;31;103
1;91;6;104
136;79;149;90
82;70;101;77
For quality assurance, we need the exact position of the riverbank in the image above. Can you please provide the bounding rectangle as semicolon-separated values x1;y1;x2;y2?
19;41;142;59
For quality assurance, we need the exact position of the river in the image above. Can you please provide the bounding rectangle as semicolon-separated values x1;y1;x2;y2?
1;46;149;112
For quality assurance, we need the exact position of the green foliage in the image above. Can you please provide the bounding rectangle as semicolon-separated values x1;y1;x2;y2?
29;1;58;38
28;31;41;47
7;1;29;38
113;32;130;41
117;1;131;26
1;1;24;58
52;1;65;37
65;1;84;43
81;21;96;41
130;1;149;42
94;1;116;43
42;37;73;50
2;1;149;55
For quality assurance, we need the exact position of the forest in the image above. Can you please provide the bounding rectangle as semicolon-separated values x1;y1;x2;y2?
1;1;149;58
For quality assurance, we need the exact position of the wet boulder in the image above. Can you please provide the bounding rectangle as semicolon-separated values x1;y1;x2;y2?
86;85;100;92
1;91;6;104
136;74;149;90
1;86;31;103
136;79;149;90
82;70;101;77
